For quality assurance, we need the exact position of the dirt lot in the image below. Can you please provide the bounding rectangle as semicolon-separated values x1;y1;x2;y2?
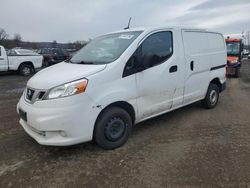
0;60;250;188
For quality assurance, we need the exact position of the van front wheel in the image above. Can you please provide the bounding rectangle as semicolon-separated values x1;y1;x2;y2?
201;83;219;109
94;107;132;150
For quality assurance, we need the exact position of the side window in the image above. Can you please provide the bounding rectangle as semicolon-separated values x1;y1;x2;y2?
141;31;173;68
123;31;173;77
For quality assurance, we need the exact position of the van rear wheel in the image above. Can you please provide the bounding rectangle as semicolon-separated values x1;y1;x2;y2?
94;107;132;150
201;83;219;109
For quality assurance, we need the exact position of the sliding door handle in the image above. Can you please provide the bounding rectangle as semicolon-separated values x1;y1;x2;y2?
190;61;194;71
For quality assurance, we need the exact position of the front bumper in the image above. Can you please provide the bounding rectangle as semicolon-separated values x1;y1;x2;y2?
227;62;241;68
17;93;101;146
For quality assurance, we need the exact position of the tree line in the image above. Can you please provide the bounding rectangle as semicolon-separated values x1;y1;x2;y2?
0;27;86;50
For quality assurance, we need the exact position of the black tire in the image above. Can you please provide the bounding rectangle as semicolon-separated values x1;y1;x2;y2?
19;64;34;76
94;107;132;150
234;67;240;78
201;83;219;109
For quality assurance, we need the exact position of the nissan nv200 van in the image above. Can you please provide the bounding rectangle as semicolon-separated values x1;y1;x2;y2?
17;26;227;149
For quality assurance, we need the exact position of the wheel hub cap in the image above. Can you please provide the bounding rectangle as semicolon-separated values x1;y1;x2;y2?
104;117;126;141
23;67;31;75
210;90;217;104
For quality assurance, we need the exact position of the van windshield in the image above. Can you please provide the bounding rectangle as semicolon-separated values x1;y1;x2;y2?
226;41;240;56
68;31;142;65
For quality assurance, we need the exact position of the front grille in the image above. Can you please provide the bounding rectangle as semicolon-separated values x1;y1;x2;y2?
25;88;47;103
38;91;46;99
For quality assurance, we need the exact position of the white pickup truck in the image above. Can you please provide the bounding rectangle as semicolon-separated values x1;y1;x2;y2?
0;46;43;76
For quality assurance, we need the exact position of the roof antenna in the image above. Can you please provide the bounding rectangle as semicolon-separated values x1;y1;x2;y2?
124;17;131;30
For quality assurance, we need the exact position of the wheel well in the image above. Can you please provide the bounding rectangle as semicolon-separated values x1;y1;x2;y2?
18;62;34;71
210;78;223;92
97;101;136;124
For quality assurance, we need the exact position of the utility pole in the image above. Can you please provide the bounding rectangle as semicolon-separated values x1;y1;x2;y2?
248;31;250;48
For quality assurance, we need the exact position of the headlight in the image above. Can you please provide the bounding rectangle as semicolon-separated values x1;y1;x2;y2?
231;59;238;64
46;79;88;99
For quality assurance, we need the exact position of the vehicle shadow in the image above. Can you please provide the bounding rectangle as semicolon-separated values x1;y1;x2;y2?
30;101;204;156
0;71;33;77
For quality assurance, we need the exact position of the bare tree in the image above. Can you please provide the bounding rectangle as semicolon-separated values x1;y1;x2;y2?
0;28;8;41
13;33;22;47
52;40;58;48
73;40;87;50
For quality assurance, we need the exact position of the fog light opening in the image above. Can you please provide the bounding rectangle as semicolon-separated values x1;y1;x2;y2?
40;131;46;137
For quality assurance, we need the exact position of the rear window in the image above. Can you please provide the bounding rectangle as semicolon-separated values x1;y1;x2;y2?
16;49;38;55
8;50;17;56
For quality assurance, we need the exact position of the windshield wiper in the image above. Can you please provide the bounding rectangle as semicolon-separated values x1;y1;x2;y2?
76;61;94;64
65;59;73;63
66;60;104;64
78;61;94;65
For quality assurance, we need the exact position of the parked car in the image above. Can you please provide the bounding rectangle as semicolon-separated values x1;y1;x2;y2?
243;49;249;56
0;46;43;76
37;48;70;67
17;26;227;149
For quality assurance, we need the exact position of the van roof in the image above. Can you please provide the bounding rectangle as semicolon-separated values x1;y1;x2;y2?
108;26;221;35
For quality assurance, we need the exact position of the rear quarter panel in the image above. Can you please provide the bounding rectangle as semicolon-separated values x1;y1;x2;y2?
182;31;226;102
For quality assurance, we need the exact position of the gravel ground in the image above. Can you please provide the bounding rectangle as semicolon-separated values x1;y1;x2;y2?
0;60;250;188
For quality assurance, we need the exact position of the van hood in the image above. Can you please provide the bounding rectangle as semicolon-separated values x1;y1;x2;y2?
27;62;106;89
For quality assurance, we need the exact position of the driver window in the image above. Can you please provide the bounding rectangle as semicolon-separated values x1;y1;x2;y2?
141;31;173;68
123;31;173;78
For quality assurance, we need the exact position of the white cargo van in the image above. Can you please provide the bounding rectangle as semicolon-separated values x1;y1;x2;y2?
17;27;226;149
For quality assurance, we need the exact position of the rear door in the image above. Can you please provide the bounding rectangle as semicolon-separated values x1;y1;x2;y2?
0;46;8;71
182;30;211;104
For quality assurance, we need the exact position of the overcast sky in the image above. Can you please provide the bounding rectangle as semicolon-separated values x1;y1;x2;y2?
0;0;250;43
